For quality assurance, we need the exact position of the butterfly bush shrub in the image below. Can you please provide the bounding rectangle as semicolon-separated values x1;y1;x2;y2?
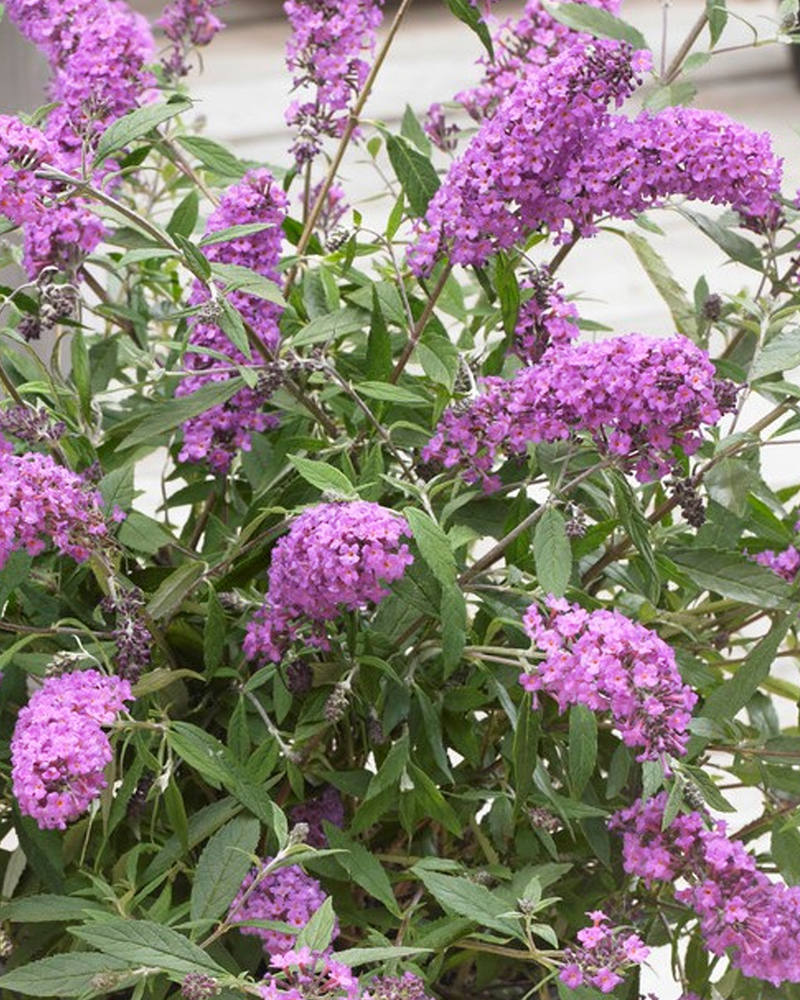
0;1;799;999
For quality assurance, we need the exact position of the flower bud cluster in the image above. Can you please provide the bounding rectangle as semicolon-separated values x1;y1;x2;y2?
362;972;433;1000
409;41;781;275
513;268;579;363
290;786;345;847
244;501;413;664
101;587;152;682
423;334;736;491
178;168;288;473
611;793;800;985
560;910;649;994
11;669;133;829
0;441;117;569
284;0;384;164
0;405;65;446
521;598;697;761
259;947;359;1000
157;0;226;78
229;862;334;957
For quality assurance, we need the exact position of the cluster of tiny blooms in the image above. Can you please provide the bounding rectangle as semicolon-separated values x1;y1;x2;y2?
423;334;737;491
284;0;384;164
513;268;579;363
611;794;800;985
229;863;334;957
157;0;226;77
244;501;413;664
0;439;118;569
560;911;649;994
290;786;345;847
181;972;220;1000
409;41;782;275
259;948;358;1000
177;168;288;473
362;973;434;1000
752;518;800;581
3;0;154;274
521;598;697;761
11;670;133;830
454;0;620;122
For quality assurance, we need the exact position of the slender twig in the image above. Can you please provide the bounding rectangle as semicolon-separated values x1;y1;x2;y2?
662;10;709;84
389;263;452;384
283;0;416;294
157;135;220;208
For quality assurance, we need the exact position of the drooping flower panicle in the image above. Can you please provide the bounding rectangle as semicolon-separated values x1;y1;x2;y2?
11;669;133;830
157;0;226;78
560;911;649;994
259;947;359;1000
244;501;413;663
521;598;697;761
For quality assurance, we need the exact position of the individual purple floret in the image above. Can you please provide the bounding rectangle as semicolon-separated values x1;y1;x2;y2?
284;0;384;164
244;501;413;664
423;334;737;491
11;669;133;829
611;793;800;986
229;862;334;957
157;0;226;78
177;168;288;473
409;40;782;275
0;441;117;569
560;911;649;994
521;598;697;762
259;947;358;1000
290;786;345;847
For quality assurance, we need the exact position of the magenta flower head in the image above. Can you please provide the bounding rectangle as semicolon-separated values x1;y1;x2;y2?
560;910;649;994
521;598;697;762
244;501;413;663
11;669;133;830
229;861;335;957
157;0;226;78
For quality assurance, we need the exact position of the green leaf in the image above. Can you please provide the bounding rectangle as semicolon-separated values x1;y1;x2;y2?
415;870;521;938
217;298;251;359
93;98;190;167
443;0;494;58
296;896;337;952
545;1;648;49
177;134;249;178
667;548;792;610
0;894;105;923
210;262;285;305
204;589;227;672
569;704;598;796
404;508;457;588
751;326;800;380
366;286;392;380
0;953;134;997
146;561;207;620
624;232;697;338
642;80;698;111
441;584;467;674
98;465;136;512
417;333;458;392
613;474;659;601
325;826;401;916
71;918;226;978
117;510;175;554
401;103;431;154
357;381;427;405
167;190;199;239
291;306;367;347
678;206;763;270
495;254;521;338
191;816;261;922
707;0;728;47
386;135;440;217
533;507;571;597
199;223;272;247
119;377;245;450
772;824;800;885
334;946;433;967
71;331;91;420
700;615;791;723
288;455;356;496
143;798;242;882
175;233;211;281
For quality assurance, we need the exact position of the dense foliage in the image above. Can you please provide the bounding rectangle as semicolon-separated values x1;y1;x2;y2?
0;1;800;999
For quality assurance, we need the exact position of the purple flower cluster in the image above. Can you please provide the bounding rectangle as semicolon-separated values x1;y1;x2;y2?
409;41;782;275
0;442;115;569
259;947;358;1000
521;598;697;761
362;973;433;1000
229;862;334;957
560;910;649;994
423;334;736;491
753;518;800;581
455;0;621;123
11;669;133;830
244;501;413;664
157;0;226;78
290;786;345;847
513;268;579;363
611;794;800;985
177;168;288;473
3;0;155;275
284;0;384;164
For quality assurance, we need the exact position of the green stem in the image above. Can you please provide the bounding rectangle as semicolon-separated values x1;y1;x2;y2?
389;263;453;384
